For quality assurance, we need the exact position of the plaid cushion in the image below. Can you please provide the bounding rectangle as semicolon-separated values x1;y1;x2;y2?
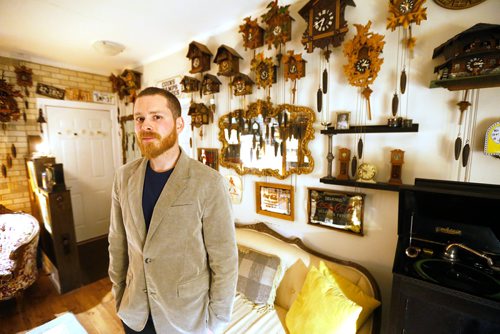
237;246;282;305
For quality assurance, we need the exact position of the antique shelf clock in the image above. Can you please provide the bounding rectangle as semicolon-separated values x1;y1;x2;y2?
180;76;201;94
388;149;405;185
299;0;356;53
239;17;265;52
214;45;243;77
231;73;254;96
484;121;500;157
337;147;351;180
261;0;294;50
186;41;213;74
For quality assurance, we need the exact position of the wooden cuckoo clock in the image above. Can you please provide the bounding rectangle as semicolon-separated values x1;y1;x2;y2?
201;74;222;95
261;0;294;50
180;76;201;93
387;0;427;53
214;45;243;77
299;0;356;54
239;17;265;51
282;51;307;104
0;74;22;127
231;73;254;96
186;41;213;74
109;69;142;103
251;53;277;95
343;21;385;120
188;102;213;128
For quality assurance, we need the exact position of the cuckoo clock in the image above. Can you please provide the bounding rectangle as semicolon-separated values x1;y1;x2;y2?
186;41;213;74
251;53;277;90
109;69;142;102
343;21;385;120
432;23;500;85
0;74;22;125
180;76;201;93
261;0;294;50
188;102;213;128
239;17;265;51
201;74;222;95
299;0;356;53
214;45;243;77
283;51;307;81
231;73;254;96
14;65;33;95
387;0;427;52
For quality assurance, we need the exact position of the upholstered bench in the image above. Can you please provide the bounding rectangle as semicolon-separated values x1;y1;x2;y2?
226;223;381;334
0;212;40;301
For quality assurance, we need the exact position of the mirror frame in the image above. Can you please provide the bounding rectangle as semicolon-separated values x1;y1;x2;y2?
218;99;315;179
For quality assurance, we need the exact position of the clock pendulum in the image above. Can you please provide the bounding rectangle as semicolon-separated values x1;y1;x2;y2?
459;89;480;182
454;90;471;161
386;0;427;124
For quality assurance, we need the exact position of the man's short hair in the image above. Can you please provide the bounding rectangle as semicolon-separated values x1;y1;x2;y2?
136;87;181;118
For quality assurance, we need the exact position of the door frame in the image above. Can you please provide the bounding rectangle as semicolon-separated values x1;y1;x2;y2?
36;98;121;169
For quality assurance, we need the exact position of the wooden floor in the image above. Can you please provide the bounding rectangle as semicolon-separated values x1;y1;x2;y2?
0;270;124;334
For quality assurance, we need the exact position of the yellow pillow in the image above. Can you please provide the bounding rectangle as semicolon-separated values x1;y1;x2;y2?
285;265;362;334
319;261;381;330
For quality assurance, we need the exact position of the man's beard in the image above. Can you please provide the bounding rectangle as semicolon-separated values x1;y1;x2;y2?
137;129;178;159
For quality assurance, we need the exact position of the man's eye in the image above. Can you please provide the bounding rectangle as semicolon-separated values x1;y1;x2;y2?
135;117;144;122
153;115;162;120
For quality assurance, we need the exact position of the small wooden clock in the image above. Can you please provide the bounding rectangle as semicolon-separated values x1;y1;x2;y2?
388;149;405;185
484;121;500;157
214;45;243;77
337;148;351;180
231;73;254;96
239;17;265;51
201;74;222;95
261;0;294;50
186;41;213;74
299;0;356;53
180;76;201;93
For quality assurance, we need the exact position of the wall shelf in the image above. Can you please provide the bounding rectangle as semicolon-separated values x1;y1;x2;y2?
429;73;500;91
321;124;419;135
319;177;407;192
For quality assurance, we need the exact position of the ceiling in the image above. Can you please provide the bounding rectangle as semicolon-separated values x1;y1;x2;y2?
0;0;291;75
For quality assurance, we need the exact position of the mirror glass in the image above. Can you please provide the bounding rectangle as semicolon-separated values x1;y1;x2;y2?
218;99;315;179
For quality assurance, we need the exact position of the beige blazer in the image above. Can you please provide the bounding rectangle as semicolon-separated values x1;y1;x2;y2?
108;150;238;334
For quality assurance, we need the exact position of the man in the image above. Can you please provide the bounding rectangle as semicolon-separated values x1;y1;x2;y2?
108;87;238;334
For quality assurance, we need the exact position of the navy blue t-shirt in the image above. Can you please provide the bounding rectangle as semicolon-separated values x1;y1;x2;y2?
142;162;174;232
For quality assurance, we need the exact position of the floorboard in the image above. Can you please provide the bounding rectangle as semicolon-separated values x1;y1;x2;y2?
0;270;124;334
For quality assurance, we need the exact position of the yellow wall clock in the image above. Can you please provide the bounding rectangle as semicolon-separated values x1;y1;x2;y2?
484;121;500;156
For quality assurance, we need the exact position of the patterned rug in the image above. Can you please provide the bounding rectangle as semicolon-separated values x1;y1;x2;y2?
27;312;87;334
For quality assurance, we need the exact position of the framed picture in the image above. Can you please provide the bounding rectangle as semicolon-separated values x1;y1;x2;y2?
336;111;351;130
158;76;182;97
307;188;365;235
255;182;294;221
225;174;242;204
197;148;219;170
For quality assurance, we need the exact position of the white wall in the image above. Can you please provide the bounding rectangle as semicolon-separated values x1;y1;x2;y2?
140;0;500;330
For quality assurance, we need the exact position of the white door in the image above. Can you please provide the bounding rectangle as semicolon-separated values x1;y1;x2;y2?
43;101;117;242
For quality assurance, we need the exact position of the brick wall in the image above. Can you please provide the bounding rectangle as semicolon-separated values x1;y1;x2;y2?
0;56;112;213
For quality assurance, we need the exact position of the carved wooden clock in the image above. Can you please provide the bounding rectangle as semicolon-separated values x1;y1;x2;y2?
231;73;254;96
251;53;277;95
261;0;294;50
387;0;427;52
214;45;243;77
201;74;222;95
299;0;356;53
343;21;385;120
433;0;486;9
337;147;351;180
186;41;213;74
388;149;405;185
0;74;22;126
282;50;307;104
239;17;265;51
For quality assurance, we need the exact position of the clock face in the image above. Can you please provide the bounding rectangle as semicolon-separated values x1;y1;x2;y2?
235;81;245;93
313;9;334;32
289;63;297;74
273;25;282;36
357;163;376;181
260;69;269;81
221;60;230;72
355;58;371;73
466;57;484;73
192;57;200;68
492;128;500;144
399;0;414;14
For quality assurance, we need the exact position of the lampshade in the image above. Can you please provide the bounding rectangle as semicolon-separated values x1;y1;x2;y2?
92;40;125;56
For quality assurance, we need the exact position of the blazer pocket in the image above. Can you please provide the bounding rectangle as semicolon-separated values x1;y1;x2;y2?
171;201;193;207
177;273;209;298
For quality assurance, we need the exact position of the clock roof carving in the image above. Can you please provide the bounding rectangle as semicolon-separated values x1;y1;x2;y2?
214;45;243;63
186;41;213;58
298;0;356;17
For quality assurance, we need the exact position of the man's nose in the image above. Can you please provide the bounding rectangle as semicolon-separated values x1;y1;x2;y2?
141;118;153;131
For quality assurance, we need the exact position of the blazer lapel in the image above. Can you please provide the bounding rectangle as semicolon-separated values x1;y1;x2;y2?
145;150;190;246
127;158;148;245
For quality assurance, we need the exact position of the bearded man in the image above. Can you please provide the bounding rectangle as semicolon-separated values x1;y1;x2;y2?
108;87;238;334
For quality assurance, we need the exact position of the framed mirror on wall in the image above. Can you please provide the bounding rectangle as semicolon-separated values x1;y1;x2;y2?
218;99;315;179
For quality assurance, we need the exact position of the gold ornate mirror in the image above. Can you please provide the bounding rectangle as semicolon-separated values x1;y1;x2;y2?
218;99;315;179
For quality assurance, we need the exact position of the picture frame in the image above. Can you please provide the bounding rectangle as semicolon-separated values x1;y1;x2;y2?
307;188;365;235
255;182;294;221
336;111;351;130
197;148;219;171
225;174;243;204
158;75;182;97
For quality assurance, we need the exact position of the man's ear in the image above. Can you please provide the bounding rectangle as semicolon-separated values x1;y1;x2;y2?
176;117;185;132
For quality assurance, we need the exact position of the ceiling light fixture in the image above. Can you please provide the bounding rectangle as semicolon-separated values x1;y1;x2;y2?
92;40;125;56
